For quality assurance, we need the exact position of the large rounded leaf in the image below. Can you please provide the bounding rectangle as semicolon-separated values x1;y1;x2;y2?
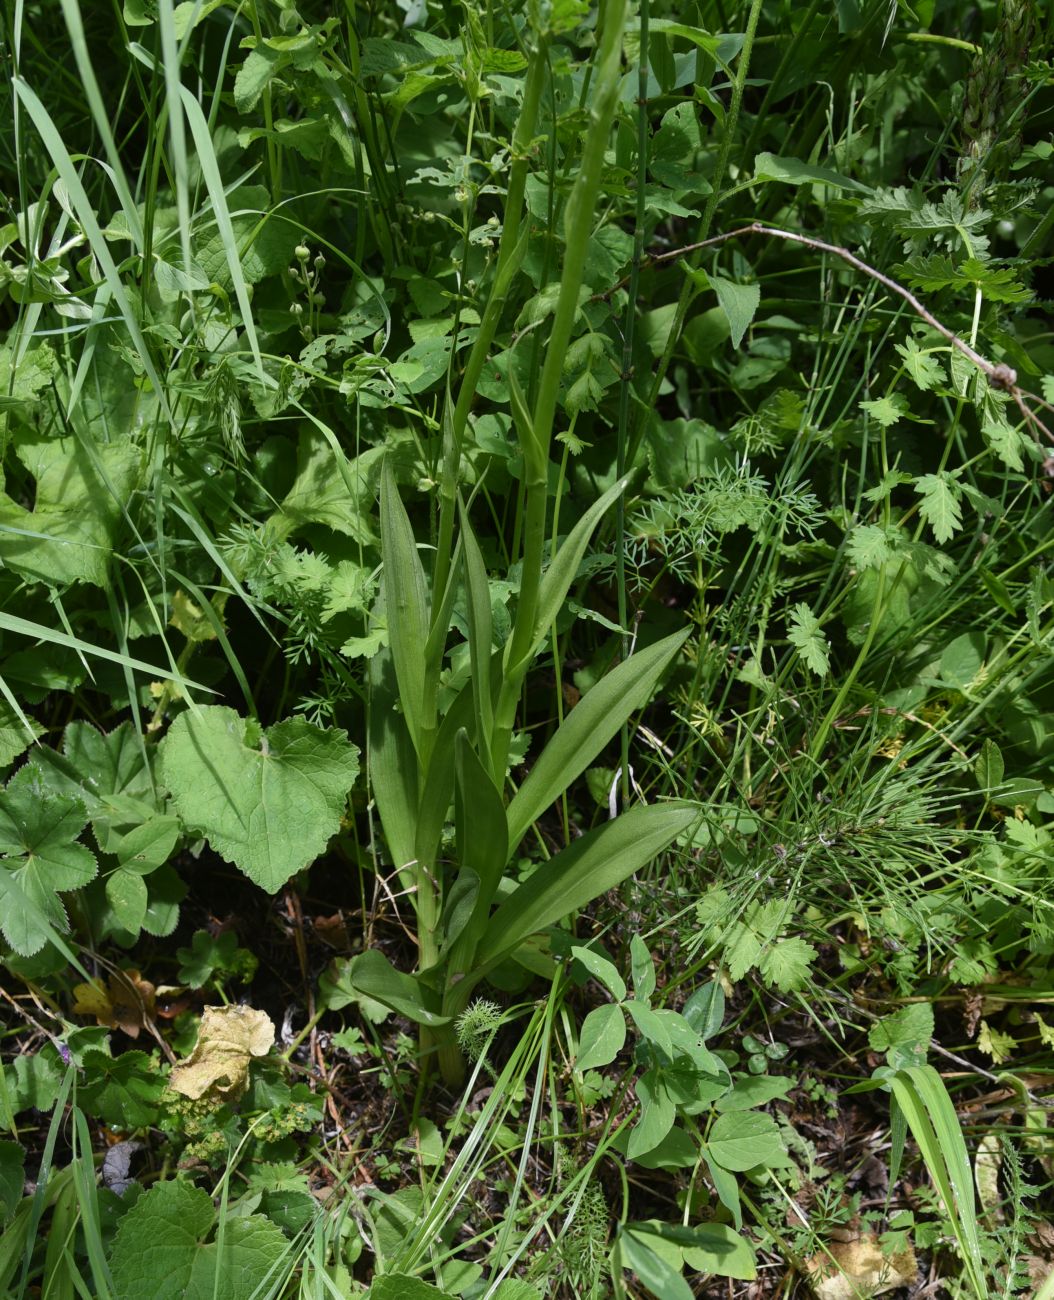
160;706;359;892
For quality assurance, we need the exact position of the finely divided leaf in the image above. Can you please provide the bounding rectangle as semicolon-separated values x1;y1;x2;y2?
160;706;358;893
914;472;963;544
787;604;830;678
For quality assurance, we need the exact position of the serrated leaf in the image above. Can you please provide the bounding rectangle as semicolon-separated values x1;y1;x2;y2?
757;938;817;992
160;706;358;893
914;473;963;544
869;1002;933;1069
108;1178;288;1300
859;394;909;428
847;524;894;571
0;766;97;955
896;337;946;391
787;603;830;678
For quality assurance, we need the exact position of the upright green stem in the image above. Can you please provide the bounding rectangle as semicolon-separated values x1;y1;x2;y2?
641;0;765;436
431;41;549;610
614;0;648;805
491;0;629;774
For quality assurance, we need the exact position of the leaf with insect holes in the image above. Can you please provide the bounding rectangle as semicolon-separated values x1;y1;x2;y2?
787;603;830;678
159;707;359;893
914;473;963;544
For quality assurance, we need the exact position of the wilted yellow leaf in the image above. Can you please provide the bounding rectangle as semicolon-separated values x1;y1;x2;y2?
73;969;156;1038
168;1005;275;1102
807;1233;915;1300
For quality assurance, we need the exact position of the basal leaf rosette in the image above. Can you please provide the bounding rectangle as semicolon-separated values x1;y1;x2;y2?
159;706;359;893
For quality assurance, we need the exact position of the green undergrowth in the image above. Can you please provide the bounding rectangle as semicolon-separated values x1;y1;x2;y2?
1;0;1053;1295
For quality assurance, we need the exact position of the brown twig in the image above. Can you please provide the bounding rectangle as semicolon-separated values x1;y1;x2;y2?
604;221;1052;444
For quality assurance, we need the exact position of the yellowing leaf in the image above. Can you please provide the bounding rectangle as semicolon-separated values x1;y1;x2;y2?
73;969;156;1038
169;1005;275;1101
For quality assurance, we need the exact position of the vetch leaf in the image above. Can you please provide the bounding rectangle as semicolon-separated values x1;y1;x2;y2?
628;1068;676;1158
706;1111;786;1171
575;1003;627;1072
570;945;627;1002
160;706;359;893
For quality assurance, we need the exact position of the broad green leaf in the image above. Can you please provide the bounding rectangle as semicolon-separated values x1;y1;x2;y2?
885;1067;984;1296
0;766;97;955
757;938;817;992
0;701;43;769
914;472;963;544
716;1076;794;1112
787;603;830;678
0;434;140;586
111;817;180;875
625;1000;673;1059
76;1048;165;1127
708;274;760;350
447;732;508;978
571;945;627;1001
869;1002;934;1069
343;949;450;1027
0;1141;24;1225
576;1003;627;1072
974;738;1004;793
369;1277;453;1300
702;1153;743;1229
274;429;383;544
706;1111;786;1172
105;869;148;932
478;802;698;967
753;151;871;192
620;1226;694;1300
506;629;690;848
381;459;431;756
160;706;359;893
628;1068;676;1158
682;980;725;1040
108;1178;289;1300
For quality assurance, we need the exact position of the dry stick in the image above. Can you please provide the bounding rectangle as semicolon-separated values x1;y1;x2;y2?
606;221;1052;444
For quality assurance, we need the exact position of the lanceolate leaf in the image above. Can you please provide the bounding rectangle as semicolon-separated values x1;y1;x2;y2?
344;949;450;1027
380;458;431;756
370;647;420;884
508;476;628;678
506;628;689;850
478;802;697;968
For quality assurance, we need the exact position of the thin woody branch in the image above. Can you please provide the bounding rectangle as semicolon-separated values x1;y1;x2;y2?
606;221;1051;443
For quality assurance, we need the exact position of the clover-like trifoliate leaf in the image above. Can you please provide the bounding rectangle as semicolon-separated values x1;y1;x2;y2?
0;765;97;955
108;1178;288;1300
159;707;359;892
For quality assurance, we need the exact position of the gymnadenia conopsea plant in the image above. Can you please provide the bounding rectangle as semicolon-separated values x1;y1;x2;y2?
347;0;698;1082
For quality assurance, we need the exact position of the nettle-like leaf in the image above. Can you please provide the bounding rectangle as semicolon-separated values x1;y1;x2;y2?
159;706;359;892
914;472;963;544
787;603;830;678
847;523;896;572
108;1178;288;1300
0;432;140;586
0;765;97;955
895;337;946;392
